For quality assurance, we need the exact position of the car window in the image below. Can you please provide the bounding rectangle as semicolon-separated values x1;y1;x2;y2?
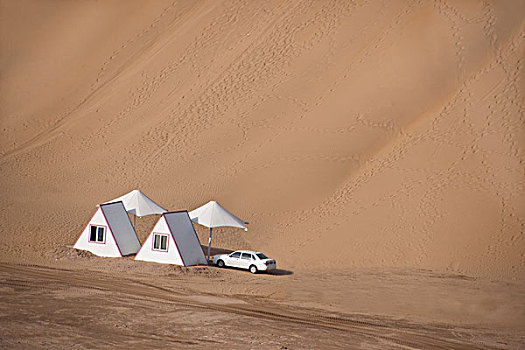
256;253;268;260
241;253;252;260
230;252;241;258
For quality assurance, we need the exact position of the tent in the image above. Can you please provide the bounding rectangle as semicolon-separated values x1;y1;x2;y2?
189;200;248;261
134;211;207;266
103;189;167;227
74;201;141;257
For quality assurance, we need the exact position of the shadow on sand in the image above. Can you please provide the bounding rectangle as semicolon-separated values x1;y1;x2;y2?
268;269;293;276
201;245;233;256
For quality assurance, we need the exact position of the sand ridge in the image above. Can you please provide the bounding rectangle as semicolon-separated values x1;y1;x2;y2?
0;1;524;279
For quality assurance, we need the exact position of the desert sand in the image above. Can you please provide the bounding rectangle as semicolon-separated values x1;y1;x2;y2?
1;0;524;348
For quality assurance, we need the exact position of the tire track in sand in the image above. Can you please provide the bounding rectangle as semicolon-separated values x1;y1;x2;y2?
0;263;496;350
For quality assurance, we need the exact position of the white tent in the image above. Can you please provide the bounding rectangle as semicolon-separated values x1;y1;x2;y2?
103;189;167;227
74;201;141;257
189;200;248;261
135;211;207;266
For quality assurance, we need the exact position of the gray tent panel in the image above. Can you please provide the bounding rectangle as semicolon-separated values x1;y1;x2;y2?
101;201;141;256
165;211;207;266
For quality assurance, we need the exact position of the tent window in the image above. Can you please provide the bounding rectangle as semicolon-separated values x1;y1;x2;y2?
89;225;105;243
153;234;168;251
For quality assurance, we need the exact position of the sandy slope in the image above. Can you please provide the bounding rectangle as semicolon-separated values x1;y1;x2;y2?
1;0;524;280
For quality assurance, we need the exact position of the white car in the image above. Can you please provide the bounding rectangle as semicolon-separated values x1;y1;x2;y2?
212;250;276;274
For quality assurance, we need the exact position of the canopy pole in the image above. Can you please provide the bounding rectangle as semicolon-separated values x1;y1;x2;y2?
207;227;213;263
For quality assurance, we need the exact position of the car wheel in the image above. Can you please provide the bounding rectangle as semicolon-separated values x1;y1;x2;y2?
217;260;225;268
249;265;258;274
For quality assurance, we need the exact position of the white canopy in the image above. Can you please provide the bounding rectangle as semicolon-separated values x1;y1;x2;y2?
189;200;248;262
103;189;167;217
189;200;247;231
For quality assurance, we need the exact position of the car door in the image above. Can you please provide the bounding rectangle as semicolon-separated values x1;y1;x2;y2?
239;253;253;269
227;252;241;267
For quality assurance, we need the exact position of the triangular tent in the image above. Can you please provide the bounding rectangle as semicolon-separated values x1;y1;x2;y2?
74;201;141;257
135;211;207;266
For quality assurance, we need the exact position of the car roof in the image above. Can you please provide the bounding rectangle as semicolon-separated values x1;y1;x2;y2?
233;250;261;254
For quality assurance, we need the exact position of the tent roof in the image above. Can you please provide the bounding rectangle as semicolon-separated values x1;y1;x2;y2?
189;200;247;230
164;211;207;266
103;189;167;217
100;201;141;256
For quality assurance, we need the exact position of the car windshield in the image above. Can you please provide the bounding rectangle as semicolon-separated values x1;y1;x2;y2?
256;253;268;259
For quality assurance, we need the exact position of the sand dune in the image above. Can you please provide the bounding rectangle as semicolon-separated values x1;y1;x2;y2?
1;0;524;281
